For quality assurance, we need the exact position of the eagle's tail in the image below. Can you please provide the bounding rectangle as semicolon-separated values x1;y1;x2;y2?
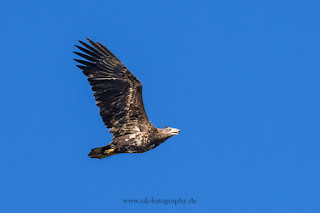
88;145;116;159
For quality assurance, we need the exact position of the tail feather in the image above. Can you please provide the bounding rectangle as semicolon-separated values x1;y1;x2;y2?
88;145;116;159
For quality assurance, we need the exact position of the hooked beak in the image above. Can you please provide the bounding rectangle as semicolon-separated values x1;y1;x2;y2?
172;129;180;135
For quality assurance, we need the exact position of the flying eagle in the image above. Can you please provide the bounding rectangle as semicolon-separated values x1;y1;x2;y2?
74;38;180;159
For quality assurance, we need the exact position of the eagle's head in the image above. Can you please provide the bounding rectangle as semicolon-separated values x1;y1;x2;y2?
163;126;180;137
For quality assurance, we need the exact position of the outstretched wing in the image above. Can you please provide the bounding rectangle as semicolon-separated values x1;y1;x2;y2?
74;38;155;138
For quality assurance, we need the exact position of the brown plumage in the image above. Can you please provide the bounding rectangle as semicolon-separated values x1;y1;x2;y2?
74;38;180;159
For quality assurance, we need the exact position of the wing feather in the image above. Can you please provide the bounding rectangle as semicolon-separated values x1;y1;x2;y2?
74;38;155;138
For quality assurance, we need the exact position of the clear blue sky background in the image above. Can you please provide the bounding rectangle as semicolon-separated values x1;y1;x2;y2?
1;0;319;212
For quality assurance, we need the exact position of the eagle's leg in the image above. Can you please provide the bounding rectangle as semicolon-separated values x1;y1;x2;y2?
88;146;116;159
104;148;116;155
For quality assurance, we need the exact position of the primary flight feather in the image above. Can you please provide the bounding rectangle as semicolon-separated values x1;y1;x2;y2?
74;38;180;159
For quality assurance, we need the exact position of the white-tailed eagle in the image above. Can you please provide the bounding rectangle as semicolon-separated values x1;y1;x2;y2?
74;38;180;159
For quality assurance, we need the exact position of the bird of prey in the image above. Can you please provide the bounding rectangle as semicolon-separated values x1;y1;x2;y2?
74;38;180;159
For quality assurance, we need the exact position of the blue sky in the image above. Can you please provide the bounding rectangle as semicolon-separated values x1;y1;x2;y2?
1;0;320;212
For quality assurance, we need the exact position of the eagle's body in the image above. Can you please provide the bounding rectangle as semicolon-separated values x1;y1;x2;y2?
74;38;180;159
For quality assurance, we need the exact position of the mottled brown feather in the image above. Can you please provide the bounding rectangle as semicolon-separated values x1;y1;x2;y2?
74;38;155;139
